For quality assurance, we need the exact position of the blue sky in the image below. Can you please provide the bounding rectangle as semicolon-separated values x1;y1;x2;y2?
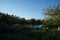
0;0;60;19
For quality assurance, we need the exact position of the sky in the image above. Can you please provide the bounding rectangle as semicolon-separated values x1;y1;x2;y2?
0;0;60;19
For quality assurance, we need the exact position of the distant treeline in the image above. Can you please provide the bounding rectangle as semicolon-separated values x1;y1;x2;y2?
0;12;42;26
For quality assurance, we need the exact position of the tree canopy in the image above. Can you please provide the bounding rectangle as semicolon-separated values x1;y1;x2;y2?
43;5;60;28
0;12;42;26
43;5;60;18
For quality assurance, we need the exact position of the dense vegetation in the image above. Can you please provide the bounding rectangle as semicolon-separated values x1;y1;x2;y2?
0;12;42;25
0;5;60;40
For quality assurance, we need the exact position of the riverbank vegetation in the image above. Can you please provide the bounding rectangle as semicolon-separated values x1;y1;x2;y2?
0;5;60;40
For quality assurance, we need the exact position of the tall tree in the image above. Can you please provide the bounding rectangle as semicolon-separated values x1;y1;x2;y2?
43;5;60;18
43;5;60;28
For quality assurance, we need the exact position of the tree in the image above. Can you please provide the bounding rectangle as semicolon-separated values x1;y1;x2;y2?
36;20;42;25
43;5;60;29
31;19;36;26
43;5;60;18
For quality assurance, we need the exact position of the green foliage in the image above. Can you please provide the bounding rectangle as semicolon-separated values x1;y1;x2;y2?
0;4;60;40
43;5;60;28
0;27;60;40
43;5;60;18
0;12;42;25
0;12;42;33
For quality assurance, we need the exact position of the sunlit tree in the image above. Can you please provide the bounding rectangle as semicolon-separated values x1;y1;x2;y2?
43;5;60;29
